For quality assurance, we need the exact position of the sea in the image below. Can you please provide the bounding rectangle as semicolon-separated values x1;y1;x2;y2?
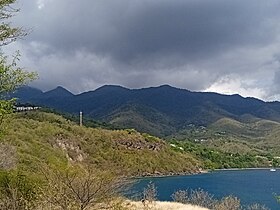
130;169;280;210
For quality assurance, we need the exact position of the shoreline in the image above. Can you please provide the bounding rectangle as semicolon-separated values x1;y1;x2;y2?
132;168;208;179
133;167;278;179
214;167;278;171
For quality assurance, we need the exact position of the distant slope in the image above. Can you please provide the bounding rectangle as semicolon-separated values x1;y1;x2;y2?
210;117;280;139
105;103;176;137
13;85;280;137
12;86;43;102
171;116;280;156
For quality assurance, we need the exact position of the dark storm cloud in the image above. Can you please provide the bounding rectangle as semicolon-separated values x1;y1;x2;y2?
20;0;280;62
5;0;280;99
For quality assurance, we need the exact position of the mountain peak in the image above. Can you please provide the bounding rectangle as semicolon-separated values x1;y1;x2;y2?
159;84;173;88
56;86;66;90
44;86;74;98
95;85;130;92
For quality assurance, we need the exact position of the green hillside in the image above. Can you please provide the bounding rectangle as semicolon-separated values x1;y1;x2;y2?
168;116;280;169
105;104;176;137
0;111;201;176
15;85;280;138
208;117;280;154
2;110;279;175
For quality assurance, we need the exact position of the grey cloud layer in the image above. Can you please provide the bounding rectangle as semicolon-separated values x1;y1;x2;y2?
7;0;280;99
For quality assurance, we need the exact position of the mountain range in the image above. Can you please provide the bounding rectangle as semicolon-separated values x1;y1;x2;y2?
12;85;280;137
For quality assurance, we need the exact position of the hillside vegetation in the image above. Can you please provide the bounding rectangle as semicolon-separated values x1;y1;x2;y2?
168;117;280;169
13;85;280;169
0;111;267;209
0;111;201;176
172;116;280;154
14;85;280;137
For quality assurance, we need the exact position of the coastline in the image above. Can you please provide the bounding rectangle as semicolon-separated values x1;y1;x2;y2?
132;169;208;179
214;167;278;171
127;167;278;210
133;167;278;179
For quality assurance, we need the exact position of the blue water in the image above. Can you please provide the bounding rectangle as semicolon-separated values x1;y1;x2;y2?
131;169;280;210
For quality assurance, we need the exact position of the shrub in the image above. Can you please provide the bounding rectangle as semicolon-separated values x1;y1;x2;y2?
213;195;241;210
172;189;267;210
41;165;128;210
187;188;217;208
0;171;41;210
171;189;189;204
172;188;217;208
245;203;269;210
143;182;157;203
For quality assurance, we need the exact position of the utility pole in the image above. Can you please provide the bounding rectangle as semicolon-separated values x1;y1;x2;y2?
80;111;83;126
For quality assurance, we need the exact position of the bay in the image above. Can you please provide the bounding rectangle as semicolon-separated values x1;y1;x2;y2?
130;169;280;210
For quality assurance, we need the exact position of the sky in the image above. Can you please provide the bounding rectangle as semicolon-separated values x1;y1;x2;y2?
3;0;280;101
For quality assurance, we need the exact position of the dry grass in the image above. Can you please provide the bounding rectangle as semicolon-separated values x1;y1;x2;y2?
0;143;17;170
126;201;209;210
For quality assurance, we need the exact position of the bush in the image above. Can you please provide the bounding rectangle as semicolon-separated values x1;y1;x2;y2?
171;189;188;204
172;188;216;208
0;171;41;210
172;188;267;210
143;182;157;203
41;165;128;210
141;182;158;209
245;203;269;210
214;195;241;210
188;188;217;208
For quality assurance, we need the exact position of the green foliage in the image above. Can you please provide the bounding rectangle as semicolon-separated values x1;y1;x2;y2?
0;170;41;210
42;108;117;130
171;117;280;158
169;140;270;169
0;0;27;46
166;116;280;169
0;0;37;130
0;54;37;95
274;193;280;204
0;54;38;129
1;111;201;176
0;99;15;124
272;158;280;167
107;103;175;137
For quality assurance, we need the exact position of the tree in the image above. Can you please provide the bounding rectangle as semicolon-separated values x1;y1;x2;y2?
0;0;37;127
0;0;27;47
41;165;128;210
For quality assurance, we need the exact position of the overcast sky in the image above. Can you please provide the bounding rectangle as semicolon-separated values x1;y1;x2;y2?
3;0;280;101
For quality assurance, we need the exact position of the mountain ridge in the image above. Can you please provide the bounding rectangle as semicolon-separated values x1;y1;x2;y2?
13;85;280;137
24;84;272;102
